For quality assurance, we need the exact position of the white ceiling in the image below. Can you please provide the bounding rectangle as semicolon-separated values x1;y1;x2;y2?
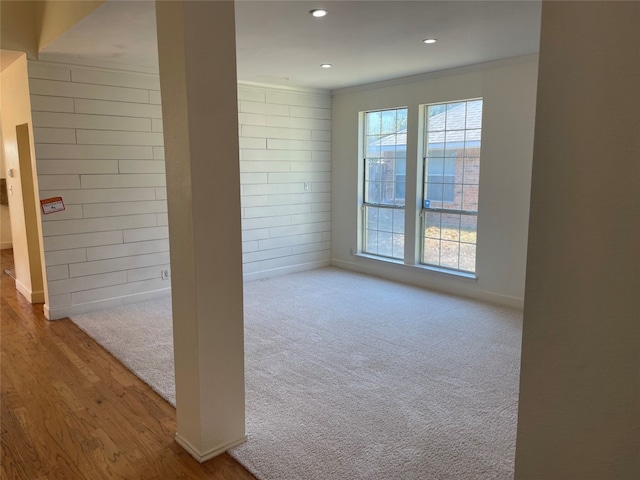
39;0;542;91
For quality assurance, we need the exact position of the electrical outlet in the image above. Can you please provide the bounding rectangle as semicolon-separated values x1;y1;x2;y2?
161;269;170;280
304;182;310;191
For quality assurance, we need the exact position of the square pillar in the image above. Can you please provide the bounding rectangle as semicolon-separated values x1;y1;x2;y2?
155;0;245;461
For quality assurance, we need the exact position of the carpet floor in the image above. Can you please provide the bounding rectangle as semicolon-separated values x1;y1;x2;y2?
69;267;523;480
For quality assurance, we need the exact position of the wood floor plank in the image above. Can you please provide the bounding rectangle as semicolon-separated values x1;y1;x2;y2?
0;249;256;480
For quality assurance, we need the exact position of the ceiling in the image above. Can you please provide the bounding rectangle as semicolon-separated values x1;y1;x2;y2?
39;0;542;91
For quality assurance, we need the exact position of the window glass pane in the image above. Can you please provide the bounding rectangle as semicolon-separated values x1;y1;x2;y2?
465;129;481;145
422;98;482;273
459;243;477;272
366;137;382;159
465;100;483;129
377;231;393;257
428;131;445;146
393;209;404;234
367;159;382;182
363;107;406;261
378;207;393;233
364;229;378;255
441;213;461;241
450;185;463;210
444;157;456;181
396;108;408;132
463;157;480;185
366;206;379;230
427;104;447;129
444;184;455;204
366;111;381;135
392;233;405;259
445;129;464;146
440;240;460;270
424;212;441;238
380;109;397;134
428;157;444;177
427;184;444;204
462;184;479;212
423;238;440;265
366;181;381;204
460;215;477;244
446;102;466;130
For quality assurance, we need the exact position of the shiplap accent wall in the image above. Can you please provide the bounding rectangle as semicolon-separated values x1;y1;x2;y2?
29;62;169;320
237;85;331;279
28;62;331;319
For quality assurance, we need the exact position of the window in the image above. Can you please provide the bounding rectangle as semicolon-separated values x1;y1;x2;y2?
421;99;482;273
362;107;407;259
358;99;482;275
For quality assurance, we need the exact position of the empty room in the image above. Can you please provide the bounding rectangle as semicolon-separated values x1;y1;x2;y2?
1;1;637;480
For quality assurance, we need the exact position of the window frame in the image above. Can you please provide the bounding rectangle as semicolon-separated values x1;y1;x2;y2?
420;98;483;274
360;107;408;261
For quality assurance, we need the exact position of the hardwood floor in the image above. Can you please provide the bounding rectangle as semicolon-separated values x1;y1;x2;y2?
0;249;256;480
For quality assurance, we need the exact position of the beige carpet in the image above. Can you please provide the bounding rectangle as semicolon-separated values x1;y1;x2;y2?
70;267;523;480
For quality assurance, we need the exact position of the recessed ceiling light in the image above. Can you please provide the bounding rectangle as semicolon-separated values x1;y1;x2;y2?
423;38;438;44
320;64;332;69
310;9;327;18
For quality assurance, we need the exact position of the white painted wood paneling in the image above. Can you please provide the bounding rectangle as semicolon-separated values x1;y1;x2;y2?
30;61;331;318
30;95;74;112
29;78;149;103
37;159;118;175
32;111;152;132
71;69;160;90
74;98;162;118
40;188;157;204
44;231;123;251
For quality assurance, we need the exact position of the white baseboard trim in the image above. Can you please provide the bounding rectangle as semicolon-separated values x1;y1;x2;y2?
15;279;45;304
46;261;330;319
243;260;330;282
331;258;524;310
46;287;172;320
175;433;247;463
0;241;12;250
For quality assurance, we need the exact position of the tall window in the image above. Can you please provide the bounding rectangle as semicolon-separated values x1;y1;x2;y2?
362;108;407;259
422;99;482;273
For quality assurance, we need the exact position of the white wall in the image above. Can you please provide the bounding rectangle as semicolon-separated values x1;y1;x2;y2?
29;61;169;319
238;85;331;280
515;2;639;478
28;61;331;318
331;56;538;308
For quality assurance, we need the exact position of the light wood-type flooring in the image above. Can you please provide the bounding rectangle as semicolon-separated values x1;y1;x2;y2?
0;249;256;480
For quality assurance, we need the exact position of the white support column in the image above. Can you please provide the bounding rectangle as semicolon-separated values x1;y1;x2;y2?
515;2;639;479
155;1;245;461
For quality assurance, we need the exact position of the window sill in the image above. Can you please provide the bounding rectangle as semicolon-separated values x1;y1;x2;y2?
354;252;478;281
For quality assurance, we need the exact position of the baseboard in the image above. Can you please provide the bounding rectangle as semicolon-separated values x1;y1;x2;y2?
15;279;45;304
243;260;330;282
331;258;524;310
175;433;247;463
46;288;172;320
0;241;12;250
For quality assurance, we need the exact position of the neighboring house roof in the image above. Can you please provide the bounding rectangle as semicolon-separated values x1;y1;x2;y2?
427;100;483;144
374;100;483;149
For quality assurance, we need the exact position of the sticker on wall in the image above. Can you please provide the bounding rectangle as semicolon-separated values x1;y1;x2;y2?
40;196;66;215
